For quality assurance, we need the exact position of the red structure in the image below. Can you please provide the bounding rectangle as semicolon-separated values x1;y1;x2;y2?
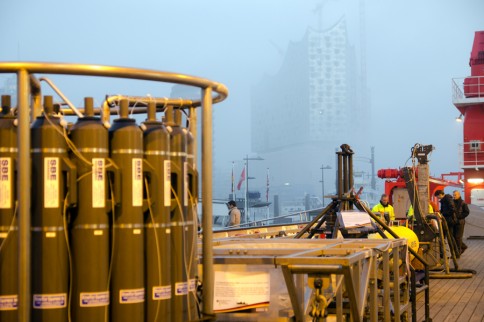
453;31;484;204
377;168;463;218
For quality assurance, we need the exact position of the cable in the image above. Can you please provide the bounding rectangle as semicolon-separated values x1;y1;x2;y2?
63;193;73;322
43;112;91;166
0;201;17;254
144;177;162;322
106;177;116;322
170;183;193;321
187;188;202;315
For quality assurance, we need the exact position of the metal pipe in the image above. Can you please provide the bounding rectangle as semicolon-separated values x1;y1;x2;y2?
189;107;197;166
17;69;31;322
343;154;348;193
29;74;42;119
201;87;214;319
348;153;354;191
39;77;84;118
337;153;343;199
0;62;228;106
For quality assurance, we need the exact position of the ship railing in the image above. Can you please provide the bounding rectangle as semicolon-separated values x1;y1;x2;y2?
237;208;319;228
452;76;484;105
458;142;484;169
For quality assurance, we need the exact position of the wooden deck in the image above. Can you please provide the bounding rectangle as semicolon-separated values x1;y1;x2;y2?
415;238;484;321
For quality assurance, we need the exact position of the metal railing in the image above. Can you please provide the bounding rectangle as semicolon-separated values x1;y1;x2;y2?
452;76;484;103
0;62;228;322
458;142;484;168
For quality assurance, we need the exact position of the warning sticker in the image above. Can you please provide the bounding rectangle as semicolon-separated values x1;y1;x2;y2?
80;291;109;307
0;294;18;311
119;288;145;304
92;158;105;208
164;160;171;207
189;279;197;292
175;282;188;296
132;158;143;207
0;158;12;209
44;157;59;208
33;293;67;309
152;285;171;300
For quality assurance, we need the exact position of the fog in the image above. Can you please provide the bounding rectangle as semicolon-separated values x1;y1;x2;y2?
1;0;483;203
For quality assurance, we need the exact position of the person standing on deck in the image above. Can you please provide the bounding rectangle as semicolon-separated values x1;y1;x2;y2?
434;190;459;252
453;190;470;254
226;200;241;228
372;194;395;225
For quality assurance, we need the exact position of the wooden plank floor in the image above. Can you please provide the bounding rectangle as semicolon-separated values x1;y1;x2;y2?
416;238;484;321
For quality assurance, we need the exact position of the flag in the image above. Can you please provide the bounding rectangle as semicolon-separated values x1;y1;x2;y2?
266;168;270;202
237;166;245;190
231;162;235;195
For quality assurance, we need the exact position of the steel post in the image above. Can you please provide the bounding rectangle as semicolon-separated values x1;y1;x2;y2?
337;154;343;199
17;69;31;322
201;87;214;318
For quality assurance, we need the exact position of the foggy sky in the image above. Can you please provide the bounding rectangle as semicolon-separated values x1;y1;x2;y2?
1;0;483;197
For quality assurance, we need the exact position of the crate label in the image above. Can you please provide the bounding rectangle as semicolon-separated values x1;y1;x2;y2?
92;158;105;208
0;294;18;311
44;157;59;208
164;160;171;206
175;282;188;296
119;288;145;304
152;285;171;300
0;158;12;209
132;158;143;207
80;291;109;307
33;293;66;309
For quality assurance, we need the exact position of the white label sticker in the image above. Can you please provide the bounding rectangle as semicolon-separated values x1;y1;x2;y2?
0;294;18;311
132;158;143;207
152;285;171;300
213;270;270;312
189;279;196;292
33;293;67;309
45;232;56;238
133;229;141;235
175;282;188;296
164;160;171;207
119;288;145;304
94;230;103;236
92;158;105;208
44;157;59;208
0;158;12;209
80;291;109;307
184;162;188;206
0;232;7;238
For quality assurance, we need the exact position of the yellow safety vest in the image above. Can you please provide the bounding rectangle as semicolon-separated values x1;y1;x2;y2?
371;203;395;221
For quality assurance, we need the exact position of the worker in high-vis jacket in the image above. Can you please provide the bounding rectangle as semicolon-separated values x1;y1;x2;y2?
407;203;434;220
372;194;395;224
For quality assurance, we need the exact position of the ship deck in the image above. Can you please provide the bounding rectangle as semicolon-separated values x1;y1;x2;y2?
416;205;484;321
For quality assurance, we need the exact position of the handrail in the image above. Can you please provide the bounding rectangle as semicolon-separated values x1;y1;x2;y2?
0;62;228;106
458;142;484;168
228;207;322;229
452;76;484;102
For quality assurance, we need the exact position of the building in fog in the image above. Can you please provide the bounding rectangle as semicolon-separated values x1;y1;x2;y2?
251;17;370;207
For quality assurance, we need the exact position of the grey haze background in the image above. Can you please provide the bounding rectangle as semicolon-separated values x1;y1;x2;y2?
0;0;483;199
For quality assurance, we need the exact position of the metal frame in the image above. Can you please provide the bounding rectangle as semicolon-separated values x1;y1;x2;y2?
208;238;410;322
0;61;228;322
